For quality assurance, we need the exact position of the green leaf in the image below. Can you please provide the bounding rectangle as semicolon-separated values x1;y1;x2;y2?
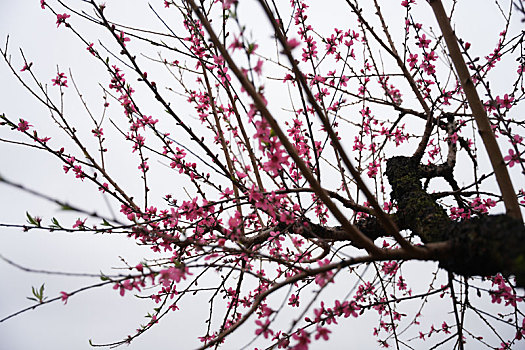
101;219;112;227
51;217;62;228
60;204;74;211
26;212;37;226
247;43;256;55
30;283;46;302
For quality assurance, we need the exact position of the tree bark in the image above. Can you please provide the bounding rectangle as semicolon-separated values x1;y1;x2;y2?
386;156;525;285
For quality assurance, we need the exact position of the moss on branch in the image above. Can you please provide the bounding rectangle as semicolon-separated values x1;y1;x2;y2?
386;156;525;285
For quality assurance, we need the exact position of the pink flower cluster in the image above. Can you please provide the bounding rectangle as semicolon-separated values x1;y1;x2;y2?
52;72;68;87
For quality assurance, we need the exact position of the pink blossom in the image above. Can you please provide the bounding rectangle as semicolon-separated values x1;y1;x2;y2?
220;0;238;10
20;62;32;72
374;300;386;315
314;87;329;101
504;149;521;167
86;43;96;56
291;329;311;350
397;276;407;290
314;326;331;340
417;34;431;48
158;266;191;286
255;318;273;339
217;66;231;84
512;134;523;145
73;165;85;180
269;230;285;244
263;148;289;176
499;342;511;350
287;38;301;50
113;280;135;297
37;136;51;144
447;132;458;144
72;218;86;229
52;72;68;87
60;291;69;304
407;53;418;70
314;259;334;286
254;59;264;76
288;294;300;307
450;206;471;220
353;136;364;151
495;94;514;109
441;321;450;334
138;161;149;173
228;35;243;52
344;301;360;318
490;278;523;306
56;13;70;28
91;127;103;137
367;160;379;178
98;183;109;192
340;75;349;87
220;187;234;199
17;119;32;132
383;201;394;213
117;31;130;47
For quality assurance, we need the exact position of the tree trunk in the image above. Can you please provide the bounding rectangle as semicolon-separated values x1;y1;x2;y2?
386;156;525;285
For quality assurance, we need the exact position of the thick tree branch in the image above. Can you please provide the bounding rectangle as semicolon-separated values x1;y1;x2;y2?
429;0;522;220
387;156;525;286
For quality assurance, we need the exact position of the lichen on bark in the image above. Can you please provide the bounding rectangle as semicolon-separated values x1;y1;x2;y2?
385;156;525;285
386;156;450;243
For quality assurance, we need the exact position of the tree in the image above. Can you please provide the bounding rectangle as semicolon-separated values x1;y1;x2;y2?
1;0;524;349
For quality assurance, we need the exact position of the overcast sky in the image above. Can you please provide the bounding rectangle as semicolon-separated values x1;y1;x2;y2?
0;1;523;349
